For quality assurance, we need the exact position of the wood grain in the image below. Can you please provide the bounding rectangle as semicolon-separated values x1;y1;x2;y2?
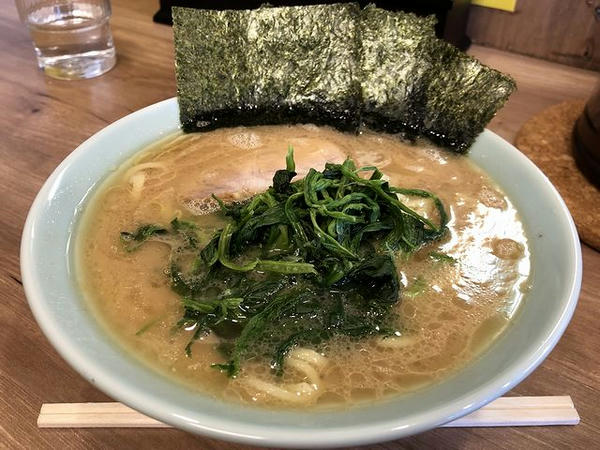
1;1;599;449
36;397;580;429
468;0;600;71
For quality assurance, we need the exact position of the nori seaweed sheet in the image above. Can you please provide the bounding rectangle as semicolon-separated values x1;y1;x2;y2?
173;3;515;152
359;5;515;152
418;39;516;152
173;4;361;133
359;6;437;140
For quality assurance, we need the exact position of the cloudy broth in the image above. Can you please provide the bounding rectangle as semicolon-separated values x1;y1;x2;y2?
77;125;530;409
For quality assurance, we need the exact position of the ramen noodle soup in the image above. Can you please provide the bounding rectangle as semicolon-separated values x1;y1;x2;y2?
77;125;530;409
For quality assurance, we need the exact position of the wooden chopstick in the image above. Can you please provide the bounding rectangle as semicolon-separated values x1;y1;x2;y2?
39;403;166;428
440;395;579;427
37;396;579;429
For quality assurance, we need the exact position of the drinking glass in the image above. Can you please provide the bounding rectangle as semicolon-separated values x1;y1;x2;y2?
15;0;117;80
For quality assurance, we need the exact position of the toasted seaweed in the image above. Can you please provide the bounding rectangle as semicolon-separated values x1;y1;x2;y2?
359;6;437;140
173;4;516;152
173;4;362;133
417;39;516;152
173;7;251;132
359;5;515;153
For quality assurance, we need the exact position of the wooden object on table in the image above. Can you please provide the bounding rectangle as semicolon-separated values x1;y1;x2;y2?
468;0;600;71
37;397;579;429
1;0;599;448
515;100;600;251
439;396;579;428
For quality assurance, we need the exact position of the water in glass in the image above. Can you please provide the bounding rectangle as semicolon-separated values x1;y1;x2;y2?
20;1;116;80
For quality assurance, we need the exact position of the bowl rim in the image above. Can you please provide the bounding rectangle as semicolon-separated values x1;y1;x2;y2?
20;97;582;447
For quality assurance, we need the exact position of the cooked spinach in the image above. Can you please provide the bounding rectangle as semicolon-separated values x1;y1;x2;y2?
404;276;427;298
429;251;457;264
121;148;448;377
120;224;167;252
135;316;163;336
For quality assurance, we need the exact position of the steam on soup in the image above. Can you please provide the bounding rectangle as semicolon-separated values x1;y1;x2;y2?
77;125;530;409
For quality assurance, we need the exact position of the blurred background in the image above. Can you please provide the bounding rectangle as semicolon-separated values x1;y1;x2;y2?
153;0;600;71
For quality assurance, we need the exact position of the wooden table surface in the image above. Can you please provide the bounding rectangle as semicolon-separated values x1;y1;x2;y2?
1;2;599;449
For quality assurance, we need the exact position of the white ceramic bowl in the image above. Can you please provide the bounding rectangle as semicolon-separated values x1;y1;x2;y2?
21;98;582;447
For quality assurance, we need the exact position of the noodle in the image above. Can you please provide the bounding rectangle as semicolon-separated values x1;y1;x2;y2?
238;347;329;403
377;335;418;349
129;172;145;198
124;162;168;180
286;359;321;386
244;378;317;404
288;348;328;371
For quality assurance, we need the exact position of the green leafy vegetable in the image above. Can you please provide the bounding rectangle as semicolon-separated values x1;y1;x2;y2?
429;251;457;264
121;149;449;377
135;317;162;336
120;224;167;252
404;276;427;298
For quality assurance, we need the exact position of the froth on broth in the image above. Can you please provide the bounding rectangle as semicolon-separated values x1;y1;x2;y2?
77;125;530;409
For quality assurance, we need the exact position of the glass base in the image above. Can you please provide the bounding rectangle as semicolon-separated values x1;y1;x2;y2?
36;48;116;80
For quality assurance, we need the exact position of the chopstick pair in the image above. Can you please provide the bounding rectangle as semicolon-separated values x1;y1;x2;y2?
37;396;579;429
